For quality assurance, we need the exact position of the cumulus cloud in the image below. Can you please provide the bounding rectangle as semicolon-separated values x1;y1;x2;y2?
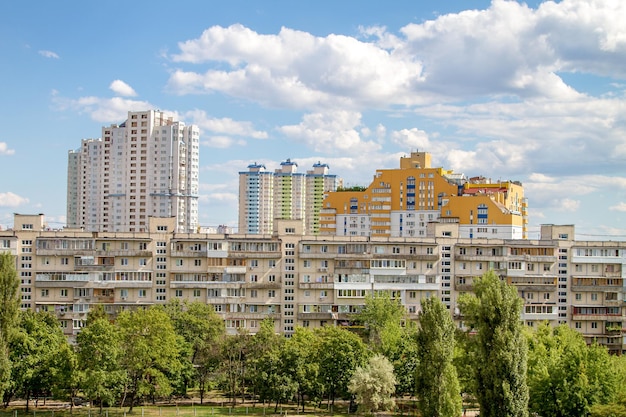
609;202;626;212
185;110;268;139
201;136;246;148
0;192;29;207
38;50;59;59
279;110;381;154
109;80;137;97
0;142;15;155
52;94;156;123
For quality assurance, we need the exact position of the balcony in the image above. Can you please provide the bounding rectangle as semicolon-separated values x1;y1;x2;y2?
297;312;333;320
171;250;208;257
299;282;334;290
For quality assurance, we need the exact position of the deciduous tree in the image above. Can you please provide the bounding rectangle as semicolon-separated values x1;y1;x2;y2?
416;296;462;417
459;271;529;417
117;307;181;411
348;354;396;413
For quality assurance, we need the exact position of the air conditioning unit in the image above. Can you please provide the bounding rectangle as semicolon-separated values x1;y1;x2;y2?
121;296;127;301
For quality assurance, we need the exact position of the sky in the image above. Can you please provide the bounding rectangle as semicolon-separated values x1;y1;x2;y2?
1;0;625;240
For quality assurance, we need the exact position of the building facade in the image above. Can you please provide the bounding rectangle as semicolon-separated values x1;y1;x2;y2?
67;110;199;233
238;160;338;235
320;151;528;239
2;213;625;353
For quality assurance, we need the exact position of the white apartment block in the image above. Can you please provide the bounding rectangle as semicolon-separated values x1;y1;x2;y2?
2;213;625;353
67;110;199;233
238;160;338;235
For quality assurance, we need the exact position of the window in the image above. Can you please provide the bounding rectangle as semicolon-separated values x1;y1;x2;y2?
268;290;276;298
60;289;68;297
176;259;184;266
41;289;49;297
139;258;147;266
303;260;311;268
61;257;69;265
120;289;128;298
175;290;183;297
194;259;201;266
120;258;129;266
575;293;581;301
591;322;598;329
591;293;598;301
575;322;582;329
138;289;146;298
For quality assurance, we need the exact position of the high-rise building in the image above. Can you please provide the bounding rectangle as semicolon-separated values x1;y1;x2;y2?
320;151;528;239
67;110;199;233
238;159;339;234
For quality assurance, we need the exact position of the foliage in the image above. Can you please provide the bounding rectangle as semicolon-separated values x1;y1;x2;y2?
5;310;70;410
282;327;322;412
0;252;19;400
164;300;225;398
459;271;529;417
357;293;406;356
348;354;396;413
316;325;368;405
527;323;618;417
76;316;124;411
416;296;462;417
116;306;182;411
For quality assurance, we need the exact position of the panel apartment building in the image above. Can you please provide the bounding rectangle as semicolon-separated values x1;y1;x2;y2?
3;213;625;353
320;151;528;240
67;110;200;233
238;159;339;235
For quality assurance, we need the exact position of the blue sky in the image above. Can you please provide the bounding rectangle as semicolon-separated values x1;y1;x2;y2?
1;0;625;239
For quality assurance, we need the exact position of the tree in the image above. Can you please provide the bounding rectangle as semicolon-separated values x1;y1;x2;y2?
282;327;322;412
76;316;124;412
219;330;250;404
164;300;224;398
415;296;462;417
357;293;406;355
6;310;70;410
0;252;19;400
348;354;396;413
316;325;368;407
527;323;618;417
116;306;182;411
459;271;529;417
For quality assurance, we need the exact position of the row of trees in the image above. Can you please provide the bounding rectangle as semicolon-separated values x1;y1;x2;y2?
1;252;626;416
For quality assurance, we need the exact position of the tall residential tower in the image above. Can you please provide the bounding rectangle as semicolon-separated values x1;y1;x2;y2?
67;110;199;233
238;159;339;234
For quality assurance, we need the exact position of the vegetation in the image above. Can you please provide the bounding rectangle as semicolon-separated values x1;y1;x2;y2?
1;263;626;415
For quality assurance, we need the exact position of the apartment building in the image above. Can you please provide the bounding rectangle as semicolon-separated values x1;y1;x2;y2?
67;110;200;233
238;159;339;235
2;213;624;353
320;151;528;239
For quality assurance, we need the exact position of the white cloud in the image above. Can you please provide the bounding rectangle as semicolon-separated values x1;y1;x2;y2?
279;111;381;155
53;94;156;123
0;142;15;155
557;198;580;212
609;202;626;212
390;128;430;150
201;136;245;149
38;50;59;59
109;80;137;97
185;110;268;139
0;192;29;207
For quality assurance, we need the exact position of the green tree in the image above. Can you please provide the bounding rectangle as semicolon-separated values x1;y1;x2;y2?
76;316;124;412
219;330;250;404
416;296;462;417
6;310;70;410
527;323;618;417
164;300;224;397
116;306;182;411
0;252;19;400
282;327;322;412
459;271;529;417
348;354;396;413
316;325;368;407
357;293;406;355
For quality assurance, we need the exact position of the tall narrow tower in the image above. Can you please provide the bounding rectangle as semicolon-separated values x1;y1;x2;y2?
67;110;199;233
